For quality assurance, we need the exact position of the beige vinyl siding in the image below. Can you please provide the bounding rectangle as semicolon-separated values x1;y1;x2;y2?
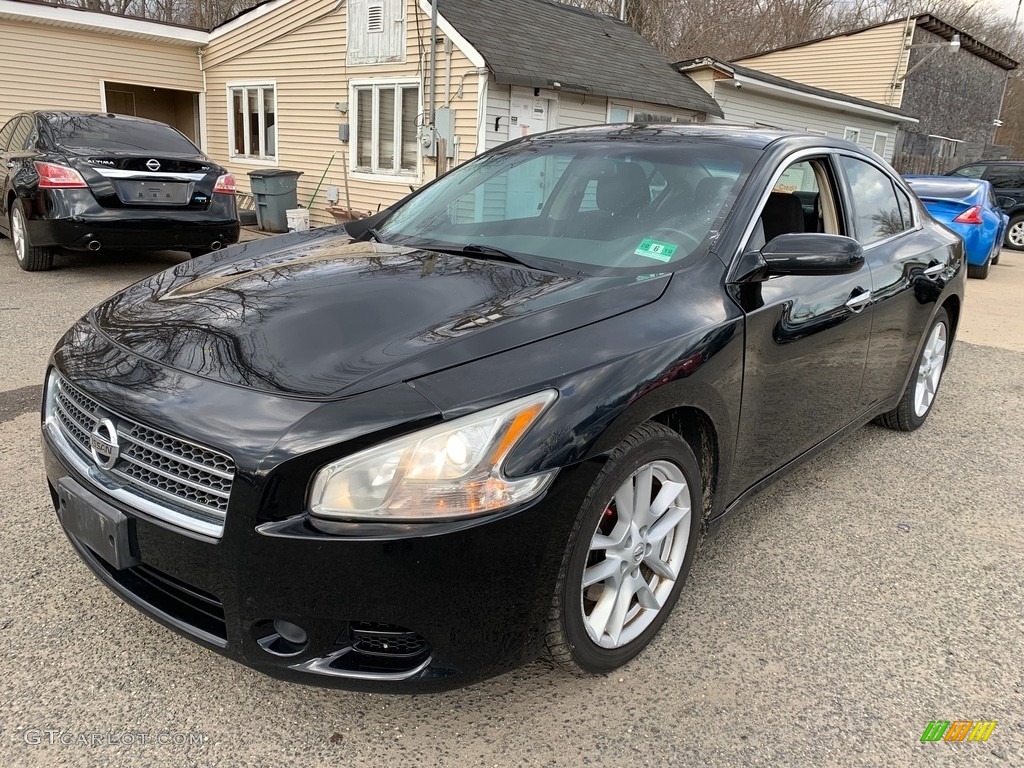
485;82;690;150
737;21;912;107
485;81;512;149
0;18;202;125
558;93;608;126
710;85;903;160
204;0;480;226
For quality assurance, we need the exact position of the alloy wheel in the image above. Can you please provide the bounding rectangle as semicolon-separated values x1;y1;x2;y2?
11;207;27;264
581;460;691;649
1008;221;1024;248
913;321;947;418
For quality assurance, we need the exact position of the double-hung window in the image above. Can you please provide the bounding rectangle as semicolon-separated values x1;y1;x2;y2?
229;83;277;161
352;81;419;177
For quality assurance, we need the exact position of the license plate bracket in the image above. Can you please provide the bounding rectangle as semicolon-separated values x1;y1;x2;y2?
57;477;140;570
115;180;190;205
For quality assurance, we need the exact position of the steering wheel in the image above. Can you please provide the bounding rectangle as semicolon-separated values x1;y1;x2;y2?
647;227;702;253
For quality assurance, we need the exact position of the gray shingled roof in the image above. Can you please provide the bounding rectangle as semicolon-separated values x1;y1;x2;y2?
437;0;723;117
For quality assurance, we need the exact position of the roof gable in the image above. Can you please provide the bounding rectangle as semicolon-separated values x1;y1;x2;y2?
436;0;723;116
735;14;1017;71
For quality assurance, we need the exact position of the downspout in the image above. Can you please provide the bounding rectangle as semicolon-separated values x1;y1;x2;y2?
888;15;915;107
475;69;489;155
428;1;437;129
197;47;209;153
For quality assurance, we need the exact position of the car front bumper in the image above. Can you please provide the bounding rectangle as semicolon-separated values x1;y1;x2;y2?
25;189;240;251
41;422;596;692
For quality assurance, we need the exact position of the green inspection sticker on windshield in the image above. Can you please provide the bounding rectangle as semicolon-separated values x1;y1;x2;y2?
634;238;677;262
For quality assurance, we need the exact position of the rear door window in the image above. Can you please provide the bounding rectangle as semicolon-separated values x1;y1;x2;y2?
8;118;32;153
0;117;21;152
983;164;1024;192
840;156;908;244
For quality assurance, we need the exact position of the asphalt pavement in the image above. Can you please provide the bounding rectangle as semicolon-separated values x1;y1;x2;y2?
0;240;1021;767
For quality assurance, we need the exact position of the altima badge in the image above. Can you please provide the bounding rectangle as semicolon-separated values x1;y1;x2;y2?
146;159;161;171
89;418;120;470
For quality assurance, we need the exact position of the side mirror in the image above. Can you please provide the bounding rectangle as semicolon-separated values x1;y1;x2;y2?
759;233;864;276
996;196;1017;209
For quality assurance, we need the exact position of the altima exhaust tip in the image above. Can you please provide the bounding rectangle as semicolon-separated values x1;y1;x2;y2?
209;241;223;251
87;241;101;252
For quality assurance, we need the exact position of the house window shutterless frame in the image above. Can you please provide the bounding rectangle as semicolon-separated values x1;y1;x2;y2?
351;80;420;178
228;82;277;162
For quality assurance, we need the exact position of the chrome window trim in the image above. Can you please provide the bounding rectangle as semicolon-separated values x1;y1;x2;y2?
730;146;923;277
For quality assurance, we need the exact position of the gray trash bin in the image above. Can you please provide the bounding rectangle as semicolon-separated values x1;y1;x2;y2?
248;170;303;233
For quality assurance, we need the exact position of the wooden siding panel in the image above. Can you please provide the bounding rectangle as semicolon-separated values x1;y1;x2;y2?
710;86;903;160
558;93;607;127
205;0;481;226
737;22;911;107
0;18;202;125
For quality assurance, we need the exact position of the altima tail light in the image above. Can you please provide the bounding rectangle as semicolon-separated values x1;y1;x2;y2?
953;205;983;224
213;174;237;195
35;162;87;189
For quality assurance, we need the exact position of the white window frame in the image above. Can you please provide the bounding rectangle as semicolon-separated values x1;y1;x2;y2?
607;102;632;122
227;80;278;165
606;102;690;124
350;78;422;182
872;131;889;157
843;127;861;144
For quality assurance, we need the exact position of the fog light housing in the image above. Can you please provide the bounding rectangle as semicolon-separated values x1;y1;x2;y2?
253;619;309;657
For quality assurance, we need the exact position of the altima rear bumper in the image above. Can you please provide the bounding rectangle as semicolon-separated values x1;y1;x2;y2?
25;189;239;251
41;429;595;692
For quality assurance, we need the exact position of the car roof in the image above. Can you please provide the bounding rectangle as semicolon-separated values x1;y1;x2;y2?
524;123;861;151
31;111;173;128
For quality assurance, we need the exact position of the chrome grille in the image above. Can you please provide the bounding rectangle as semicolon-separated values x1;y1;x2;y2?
50;374;234;532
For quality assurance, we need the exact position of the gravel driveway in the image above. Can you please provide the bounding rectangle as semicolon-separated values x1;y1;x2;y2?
1;241;1021;767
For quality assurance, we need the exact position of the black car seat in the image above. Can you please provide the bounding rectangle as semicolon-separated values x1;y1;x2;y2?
761;192;805;243
596;161;651;222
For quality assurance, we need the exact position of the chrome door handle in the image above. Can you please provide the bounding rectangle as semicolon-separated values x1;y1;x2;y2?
923;263;944;276
845;290;872;312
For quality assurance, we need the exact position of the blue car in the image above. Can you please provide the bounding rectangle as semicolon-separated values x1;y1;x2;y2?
905;175;1007;279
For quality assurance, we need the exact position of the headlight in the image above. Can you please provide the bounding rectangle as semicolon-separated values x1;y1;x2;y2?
309;390;558;521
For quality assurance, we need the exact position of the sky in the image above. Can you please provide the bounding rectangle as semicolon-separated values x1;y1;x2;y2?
986;0;1024;22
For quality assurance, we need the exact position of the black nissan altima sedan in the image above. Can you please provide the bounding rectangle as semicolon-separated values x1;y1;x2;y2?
40;125;963;691
0;111;239;271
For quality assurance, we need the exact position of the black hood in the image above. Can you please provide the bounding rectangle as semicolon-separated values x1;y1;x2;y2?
89;238;669;398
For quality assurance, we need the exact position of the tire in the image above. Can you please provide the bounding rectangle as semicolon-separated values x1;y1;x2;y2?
967;258;990;279
992;249;1000;265
544;421;702;675
1003;214;1024;251
10;199;54;271
876;307;950;432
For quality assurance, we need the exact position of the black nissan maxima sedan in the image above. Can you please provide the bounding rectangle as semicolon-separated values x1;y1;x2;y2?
0;111;239;271
40;125;963;691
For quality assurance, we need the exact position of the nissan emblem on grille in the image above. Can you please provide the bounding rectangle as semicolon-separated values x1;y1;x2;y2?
49;373;235;536
146;159;161;171
89;417;120;469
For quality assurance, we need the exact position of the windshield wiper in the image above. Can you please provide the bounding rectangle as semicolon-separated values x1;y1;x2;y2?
462;243;530;264
365;227;384;242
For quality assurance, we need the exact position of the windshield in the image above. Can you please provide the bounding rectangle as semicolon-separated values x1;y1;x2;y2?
376;131;761;272
43;115;201;155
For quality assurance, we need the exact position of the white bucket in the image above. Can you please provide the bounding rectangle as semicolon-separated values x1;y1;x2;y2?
286;208;310;232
